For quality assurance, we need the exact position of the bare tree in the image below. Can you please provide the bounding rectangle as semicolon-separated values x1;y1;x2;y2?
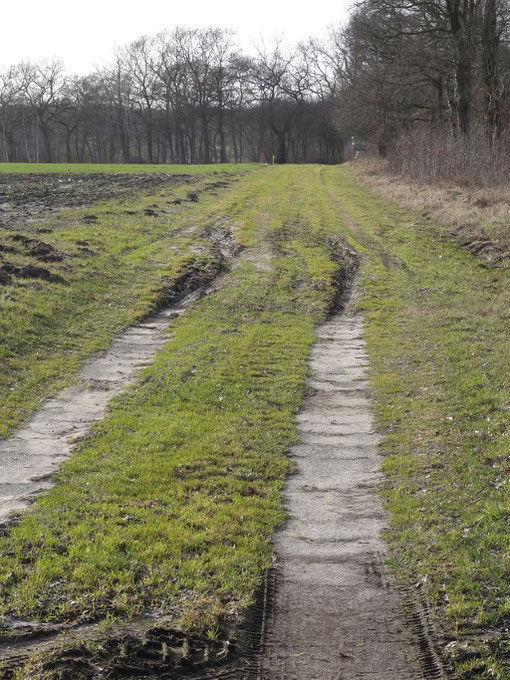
123;36;160;162
21;59;66;162
0;66;24;161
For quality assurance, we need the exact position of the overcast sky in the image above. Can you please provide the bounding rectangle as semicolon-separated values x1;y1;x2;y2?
1;0;353;74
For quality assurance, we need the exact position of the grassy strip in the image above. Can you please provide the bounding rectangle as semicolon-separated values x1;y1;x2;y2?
11;162;509;676
321;165;510;678
0;167;344;642
0;163;257;175
0;169;258;437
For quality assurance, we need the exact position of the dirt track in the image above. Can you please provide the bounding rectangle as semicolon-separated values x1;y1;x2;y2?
260;277;423;679
0;289;205;524
0;168;446;679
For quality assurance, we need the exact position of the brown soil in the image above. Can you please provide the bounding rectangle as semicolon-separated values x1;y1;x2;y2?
0;173;201;231
5;623;244;680
0;172;236;288
0;262;65;284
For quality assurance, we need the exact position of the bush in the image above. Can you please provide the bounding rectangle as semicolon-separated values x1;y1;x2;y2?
389;125;510;186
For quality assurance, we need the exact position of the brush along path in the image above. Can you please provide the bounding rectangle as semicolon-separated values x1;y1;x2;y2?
0;166;372;678
261;277;422;679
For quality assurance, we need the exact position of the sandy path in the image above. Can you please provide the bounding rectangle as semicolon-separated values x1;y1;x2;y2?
0;291;202;524
260;283;422;679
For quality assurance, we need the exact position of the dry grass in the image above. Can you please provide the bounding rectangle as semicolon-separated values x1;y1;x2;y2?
355;157;510;262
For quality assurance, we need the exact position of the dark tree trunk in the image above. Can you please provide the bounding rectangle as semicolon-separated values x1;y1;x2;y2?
41;123;52;162
482;0;501;139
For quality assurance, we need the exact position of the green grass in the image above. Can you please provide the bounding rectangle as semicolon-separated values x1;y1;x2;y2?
320;165;510;679
0;162;258;174
4;163;510;677
0;169;260;437
0;167;344;637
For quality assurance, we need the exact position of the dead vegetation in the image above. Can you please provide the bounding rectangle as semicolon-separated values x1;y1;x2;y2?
355;157;510;265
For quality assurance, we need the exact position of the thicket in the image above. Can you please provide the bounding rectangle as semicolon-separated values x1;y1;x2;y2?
338;0;510;184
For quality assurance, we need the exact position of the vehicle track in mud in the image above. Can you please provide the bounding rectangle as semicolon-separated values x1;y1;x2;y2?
259;271;437;679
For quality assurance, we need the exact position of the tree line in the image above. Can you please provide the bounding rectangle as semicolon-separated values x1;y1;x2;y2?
0;28;347;165
336;0;510;181
7;7;505;175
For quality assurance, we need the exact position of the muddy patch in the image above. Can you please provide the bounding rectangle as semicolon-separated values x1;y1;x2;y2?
4;624;238;680
0;233;67;284
0;173;204;232
8;233;64;261
0;553;270;679
201;219;242;261
0;262;65;284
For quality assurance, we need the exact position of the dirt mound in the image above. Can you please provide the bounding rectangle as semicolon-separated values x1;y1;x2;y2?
0;262;65;284
9;233;64;262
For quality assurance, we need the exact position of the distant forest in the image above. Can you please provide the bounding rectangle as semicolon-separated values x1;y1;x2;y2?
0;28;345;165
2;1;510;173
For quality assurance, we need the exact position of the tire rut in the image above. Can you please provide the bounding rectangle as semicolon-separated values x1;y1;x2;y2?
259;269;425;679
0;227;239;527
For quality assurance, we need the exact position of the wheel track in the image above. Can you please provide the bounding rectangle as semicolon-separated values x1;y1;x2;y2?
258;265;428;679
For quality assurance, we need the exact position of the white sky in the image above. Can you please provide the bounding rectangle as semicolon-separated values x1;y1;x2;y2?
1;0;353;74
